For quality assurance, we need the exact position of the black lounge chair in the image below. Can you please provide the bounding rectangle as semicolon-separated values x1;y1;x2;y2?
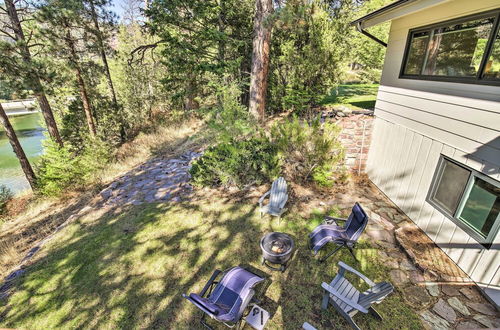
309;202;368;262
182;266;264;329
321;262;394;330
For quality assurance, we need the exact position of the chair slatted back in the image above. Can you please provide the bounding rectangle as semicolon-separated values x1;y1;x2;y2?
269;177;287;210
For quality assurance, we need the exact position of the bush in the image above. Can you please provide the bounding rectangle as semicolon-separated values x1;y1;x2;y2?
270;116;344;186
0;185;13;212
190;137;280;187
206;82;257;143
36;139;111;196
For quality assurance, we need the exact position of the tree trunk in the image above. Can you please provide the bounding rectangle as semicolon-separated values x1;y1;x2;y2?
65;29;97;137
249;0;273;121
4;0;63;147
75;66;97;137
88;0;126;141
0;103;37;190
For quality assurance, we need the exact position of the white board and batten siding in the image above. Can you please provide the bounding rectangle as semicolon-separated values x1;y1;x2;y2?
366;0;500;306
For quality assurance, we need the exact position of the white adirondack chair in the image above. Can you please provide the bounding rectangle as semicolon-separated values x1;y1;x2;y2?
259;177;288;221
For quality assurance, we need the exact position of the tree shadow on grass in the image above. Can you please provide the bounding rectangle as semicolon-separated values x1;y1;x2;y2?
0;189;423;329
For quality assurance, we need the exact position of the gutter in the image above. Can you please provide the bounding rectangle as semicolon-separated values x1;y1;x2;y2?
355;22;387;48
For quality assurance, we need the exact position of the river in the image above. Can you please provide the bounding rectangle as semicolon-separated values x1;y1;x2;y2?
0;113;44;194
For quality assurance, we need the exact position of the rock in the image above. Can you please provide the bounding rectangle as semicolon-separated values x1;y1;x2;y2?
419;311;450;330
426;283;440;297
366;230;395;244
369;211;381;222
466;302;497;316
409;270;425;285
385;259;399;269
400;260;416;271
432;298;457;323
441;285;460;296
455;320;481;330
390;269;409;287
459;287;483;301
100;188;113;200
447;297;469;316
154;189;171;200
473;314;494;328
404;285;432;309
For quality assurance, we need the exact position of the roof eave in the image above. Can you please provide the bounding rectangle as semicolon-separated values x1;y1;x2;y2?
350;0;415;27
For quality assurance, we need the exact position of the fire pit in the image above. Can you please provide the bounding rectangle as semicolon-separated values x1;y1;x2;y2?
260;232;294;272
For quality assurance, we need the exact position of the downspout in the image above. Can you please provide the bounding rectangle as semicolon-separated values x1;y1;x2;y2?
356;22;387;48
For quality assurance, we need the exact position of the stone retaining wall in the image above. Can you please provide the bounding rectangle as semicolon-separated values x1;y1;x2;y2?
323;108;374;173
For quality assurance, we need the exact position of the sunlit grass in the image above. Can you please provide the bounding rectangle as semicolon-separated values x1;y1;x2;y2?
321;83;379;110
0;198;421;329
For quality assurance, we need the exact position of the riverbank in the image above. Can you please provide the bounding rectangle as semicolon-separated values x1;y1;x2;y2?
0;118;205;280
0;113;44;194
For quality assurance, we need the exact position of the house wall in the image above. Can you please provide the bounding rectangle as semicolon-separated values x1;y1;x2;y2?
366;0;500;305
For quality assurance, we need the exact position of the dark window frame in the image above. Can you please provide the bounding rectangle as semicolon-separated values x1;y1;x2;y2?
427;155;500;249
399;9;500;86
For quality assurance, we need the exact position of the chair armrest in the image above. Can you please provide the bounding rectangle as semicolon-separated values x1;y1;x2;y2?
323;216;347;226
259;190;271;207
338;262;376;287
200;269;222;297
279;194;288;209
321;282;368;313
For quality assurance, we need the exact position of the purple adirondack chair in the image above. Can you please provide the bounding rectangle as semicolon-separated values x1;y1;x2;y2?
309;202;369;262
182;266;264;329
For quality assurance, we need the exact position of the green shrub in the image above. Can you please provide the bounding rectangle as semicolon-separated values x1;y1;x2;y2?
0;185;13;212
190;137;280;187
206;82;257;143
36;139;111;196
271;116;344;186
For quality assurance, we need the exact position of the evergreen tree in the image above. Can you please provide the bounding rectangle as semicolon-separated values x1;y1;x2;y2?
249;0;273;121
83;0;127;140
36;0;98;137
0;0;63;146
142;0;254;110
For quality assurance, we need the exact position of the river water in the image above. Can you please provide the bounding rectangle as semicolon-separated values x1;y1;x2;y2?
0;113;44;194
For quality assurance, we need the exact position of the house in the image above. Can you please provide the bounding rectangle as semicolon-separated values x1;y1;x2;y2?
352;0;500;307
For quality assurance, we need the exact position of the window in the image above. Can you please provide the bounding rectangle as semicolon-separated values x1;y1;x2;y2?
401;10;500;85
483;27;500;79
428;157;500;248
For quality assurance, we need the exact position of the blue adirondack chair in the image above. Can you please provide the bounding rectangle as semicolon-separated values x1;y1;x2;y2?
182;266;264;329
310;202;368;262
259;177;288;220
321;262;394;330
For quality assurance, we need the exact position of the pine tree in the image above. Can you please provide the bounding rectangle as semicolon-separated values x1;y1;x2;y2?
249;0;274;121
84;0;126;140
0;0;63;146
36;0;97;137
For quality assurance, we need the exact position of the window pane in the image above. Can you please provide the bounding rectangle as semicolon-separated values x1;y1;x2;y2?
458;178;500;238
483;27;500;79
422;17;495;77
404;31;429;75
432;160;470;215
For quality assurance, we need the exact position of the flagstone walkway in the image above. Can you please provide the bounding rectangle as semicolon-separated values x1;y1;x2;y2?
321;182;500;329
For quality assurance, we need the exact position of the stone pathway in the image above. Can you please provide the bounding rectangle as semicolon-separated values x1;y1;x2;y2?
319;182;500;330
99;150;201;206
0;149;202;300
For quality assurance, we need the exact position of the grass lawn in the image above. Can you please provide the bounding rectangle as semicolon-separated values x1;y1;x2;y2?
0;196;421;329
321;84;379;110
